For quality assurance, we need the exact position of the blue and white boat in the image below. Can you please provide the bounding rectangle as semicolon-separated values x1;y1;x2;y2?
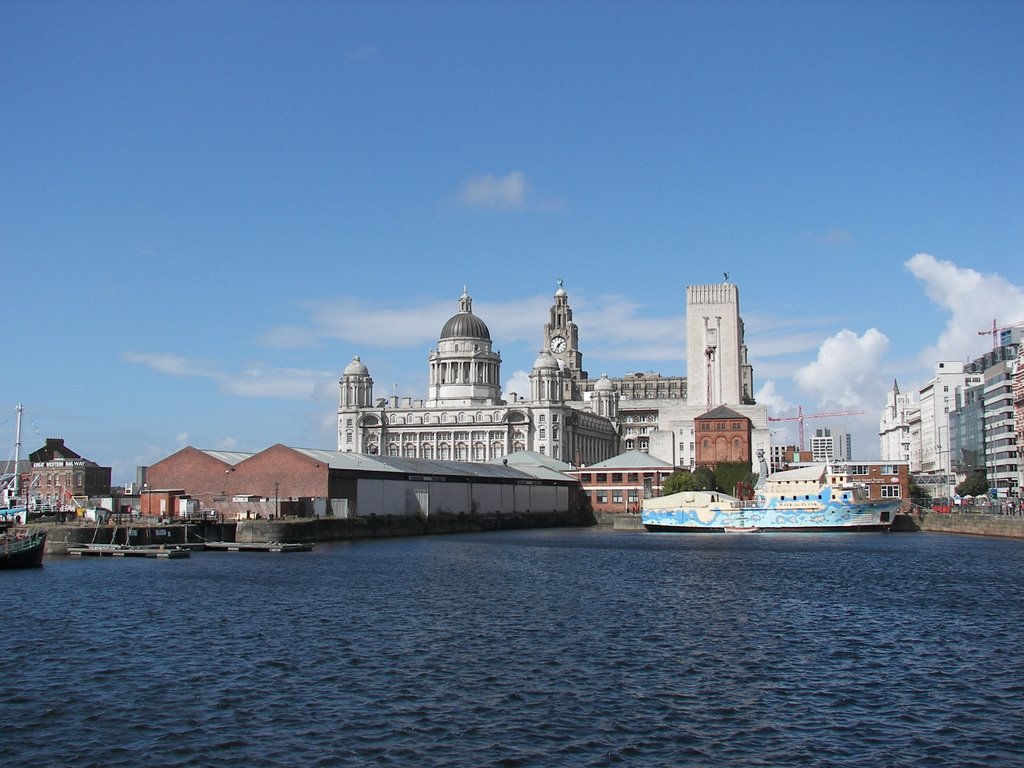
642;452;900;533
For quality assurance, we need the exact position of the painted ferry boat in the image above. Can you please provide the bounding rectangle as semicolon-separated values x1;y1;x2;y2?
642;452;900;533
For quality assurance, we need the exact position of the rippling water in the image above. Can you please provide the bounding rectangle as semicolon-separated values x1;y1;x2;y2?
2;529;1022;766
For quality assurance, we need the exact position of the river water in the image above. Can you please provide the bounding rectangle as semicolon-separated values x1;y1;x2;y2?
2;528;1022;767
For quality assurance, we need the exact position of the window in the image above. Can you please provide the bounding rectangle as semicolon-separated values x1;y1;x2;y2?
539;428;546;440
596;491;607;503
612;491;623;503
580;473;592;482
881;485;901;498
611;473;622;482
628;490;639;503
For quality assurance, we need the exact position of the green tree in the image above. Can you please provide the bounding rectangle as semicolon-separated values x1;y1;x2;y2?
662;466;718;494
908;481;929;506
955;470;988;498
713;461;757;497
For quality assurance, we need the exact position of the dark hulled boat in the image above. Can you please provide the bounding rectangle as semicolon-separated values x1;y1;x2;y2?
0;529;47;570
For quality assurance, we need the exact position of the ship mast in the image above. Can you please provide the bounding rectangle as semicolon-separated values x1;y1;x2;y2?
13;403;23;502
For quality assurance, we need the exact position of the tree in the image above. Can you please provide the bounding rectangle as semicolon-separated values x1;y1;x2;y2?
955;470;988;498
713;462;757;498
662;466;718;495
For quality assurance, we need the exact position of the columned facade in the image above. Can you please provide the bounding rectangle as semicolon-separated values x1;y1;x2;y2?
338;286;620;466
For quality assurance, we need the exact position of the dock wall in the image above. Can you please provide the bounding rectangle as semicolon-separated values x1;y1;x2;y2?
903;512;1024;539
37;508;595;554
236;508;594;544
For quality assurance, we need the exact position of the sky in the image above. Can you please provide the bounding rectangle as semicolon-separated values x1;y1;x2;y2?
2;0;1022;484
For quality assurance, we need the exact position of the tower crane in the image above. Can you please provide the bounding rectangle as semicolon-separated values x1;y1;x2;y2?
767;405;865;451
978;319;1024;350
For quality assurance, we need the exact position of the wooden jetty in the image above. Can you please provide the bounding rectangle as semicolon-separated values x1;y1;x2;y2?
202;541;313;553
68;544;191;559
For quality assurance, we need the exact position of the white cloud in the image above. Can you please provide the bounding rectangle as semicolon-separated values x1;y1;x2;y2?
793;328;890;409
504;370;531;401
454;171;564;211
123;352;335;401
458;171;529;209
754;380;792;416
221;366;334;400
905;253;1024;364
122;352;213;378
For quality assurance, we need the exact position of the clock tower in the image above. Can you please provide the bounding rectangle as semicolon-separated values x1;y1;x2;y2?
542;280;588;400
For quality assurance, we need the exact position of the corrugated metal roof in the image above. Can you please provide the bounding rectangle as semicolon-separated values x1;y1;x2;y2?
193;445;577;483
769;464;825;481
584;451;676;469
290;448;556;481
199;450;255;466
489;450;574;472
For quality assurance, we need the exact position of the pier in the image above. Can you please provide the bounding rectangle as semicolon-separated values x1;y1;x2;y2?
68;544;191;558
202;541;312;553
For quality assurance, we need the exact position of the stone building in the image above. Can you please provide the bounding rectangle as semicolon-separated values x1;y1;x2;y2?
337;279;770;472
338;286;621;466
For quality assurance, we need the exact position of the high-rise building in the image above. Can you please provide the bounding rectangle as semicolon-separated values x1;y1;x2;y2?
809;426;852;462
879;380;913;463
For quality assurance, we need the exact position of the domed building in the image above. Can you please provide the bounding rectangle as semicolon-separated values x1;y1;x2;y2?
337;285;621;465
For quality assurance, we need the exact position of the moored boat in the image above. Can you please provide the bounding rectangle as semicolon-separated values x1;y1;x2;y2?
723;525;760;534
0;529;47;569
642;451;900;533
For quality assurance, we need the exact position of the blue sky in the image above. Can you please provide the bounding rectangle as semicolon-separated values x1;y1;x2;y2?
2;1;1022;483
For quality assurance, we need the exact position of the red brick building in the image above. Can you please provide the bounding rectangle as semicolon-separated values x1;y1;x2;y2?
567;450;676;514
28;438;111;509
694;406;752;467
145;444;578;520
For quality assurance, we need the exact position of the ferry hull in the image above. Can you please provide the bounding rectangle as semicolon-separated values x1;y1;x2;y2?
642;502;900;533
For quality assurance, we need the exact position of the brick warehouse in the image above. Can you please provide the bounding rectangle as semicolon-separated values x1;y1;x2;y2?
144;444;579;520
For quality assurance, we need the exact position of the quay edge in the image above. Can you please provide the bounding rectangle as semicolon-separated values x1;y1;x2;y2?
31;508;597;556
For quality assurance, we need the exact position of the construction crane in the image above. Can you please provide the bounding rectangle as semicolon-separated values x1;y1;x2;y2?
978;319;1024;350
768;405;865;451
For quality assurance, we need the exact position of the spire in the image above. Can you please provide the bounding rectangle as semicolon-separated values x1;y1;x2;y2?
459;286;472;313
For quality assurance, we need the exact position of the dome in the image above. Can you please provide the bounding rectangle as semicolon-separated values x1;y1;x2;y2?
439;288;491;341
439;311;491;341
594;373;614;392
344;356;369;376
533;351;559;370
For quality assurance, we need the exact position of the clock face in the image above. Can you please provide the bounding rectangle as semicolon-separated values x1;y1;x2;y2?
550;335;567;353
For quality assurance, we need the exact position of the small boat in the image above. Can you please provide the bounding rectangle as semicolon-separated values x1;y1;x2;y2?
723;525;760;534
0;529;47;569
